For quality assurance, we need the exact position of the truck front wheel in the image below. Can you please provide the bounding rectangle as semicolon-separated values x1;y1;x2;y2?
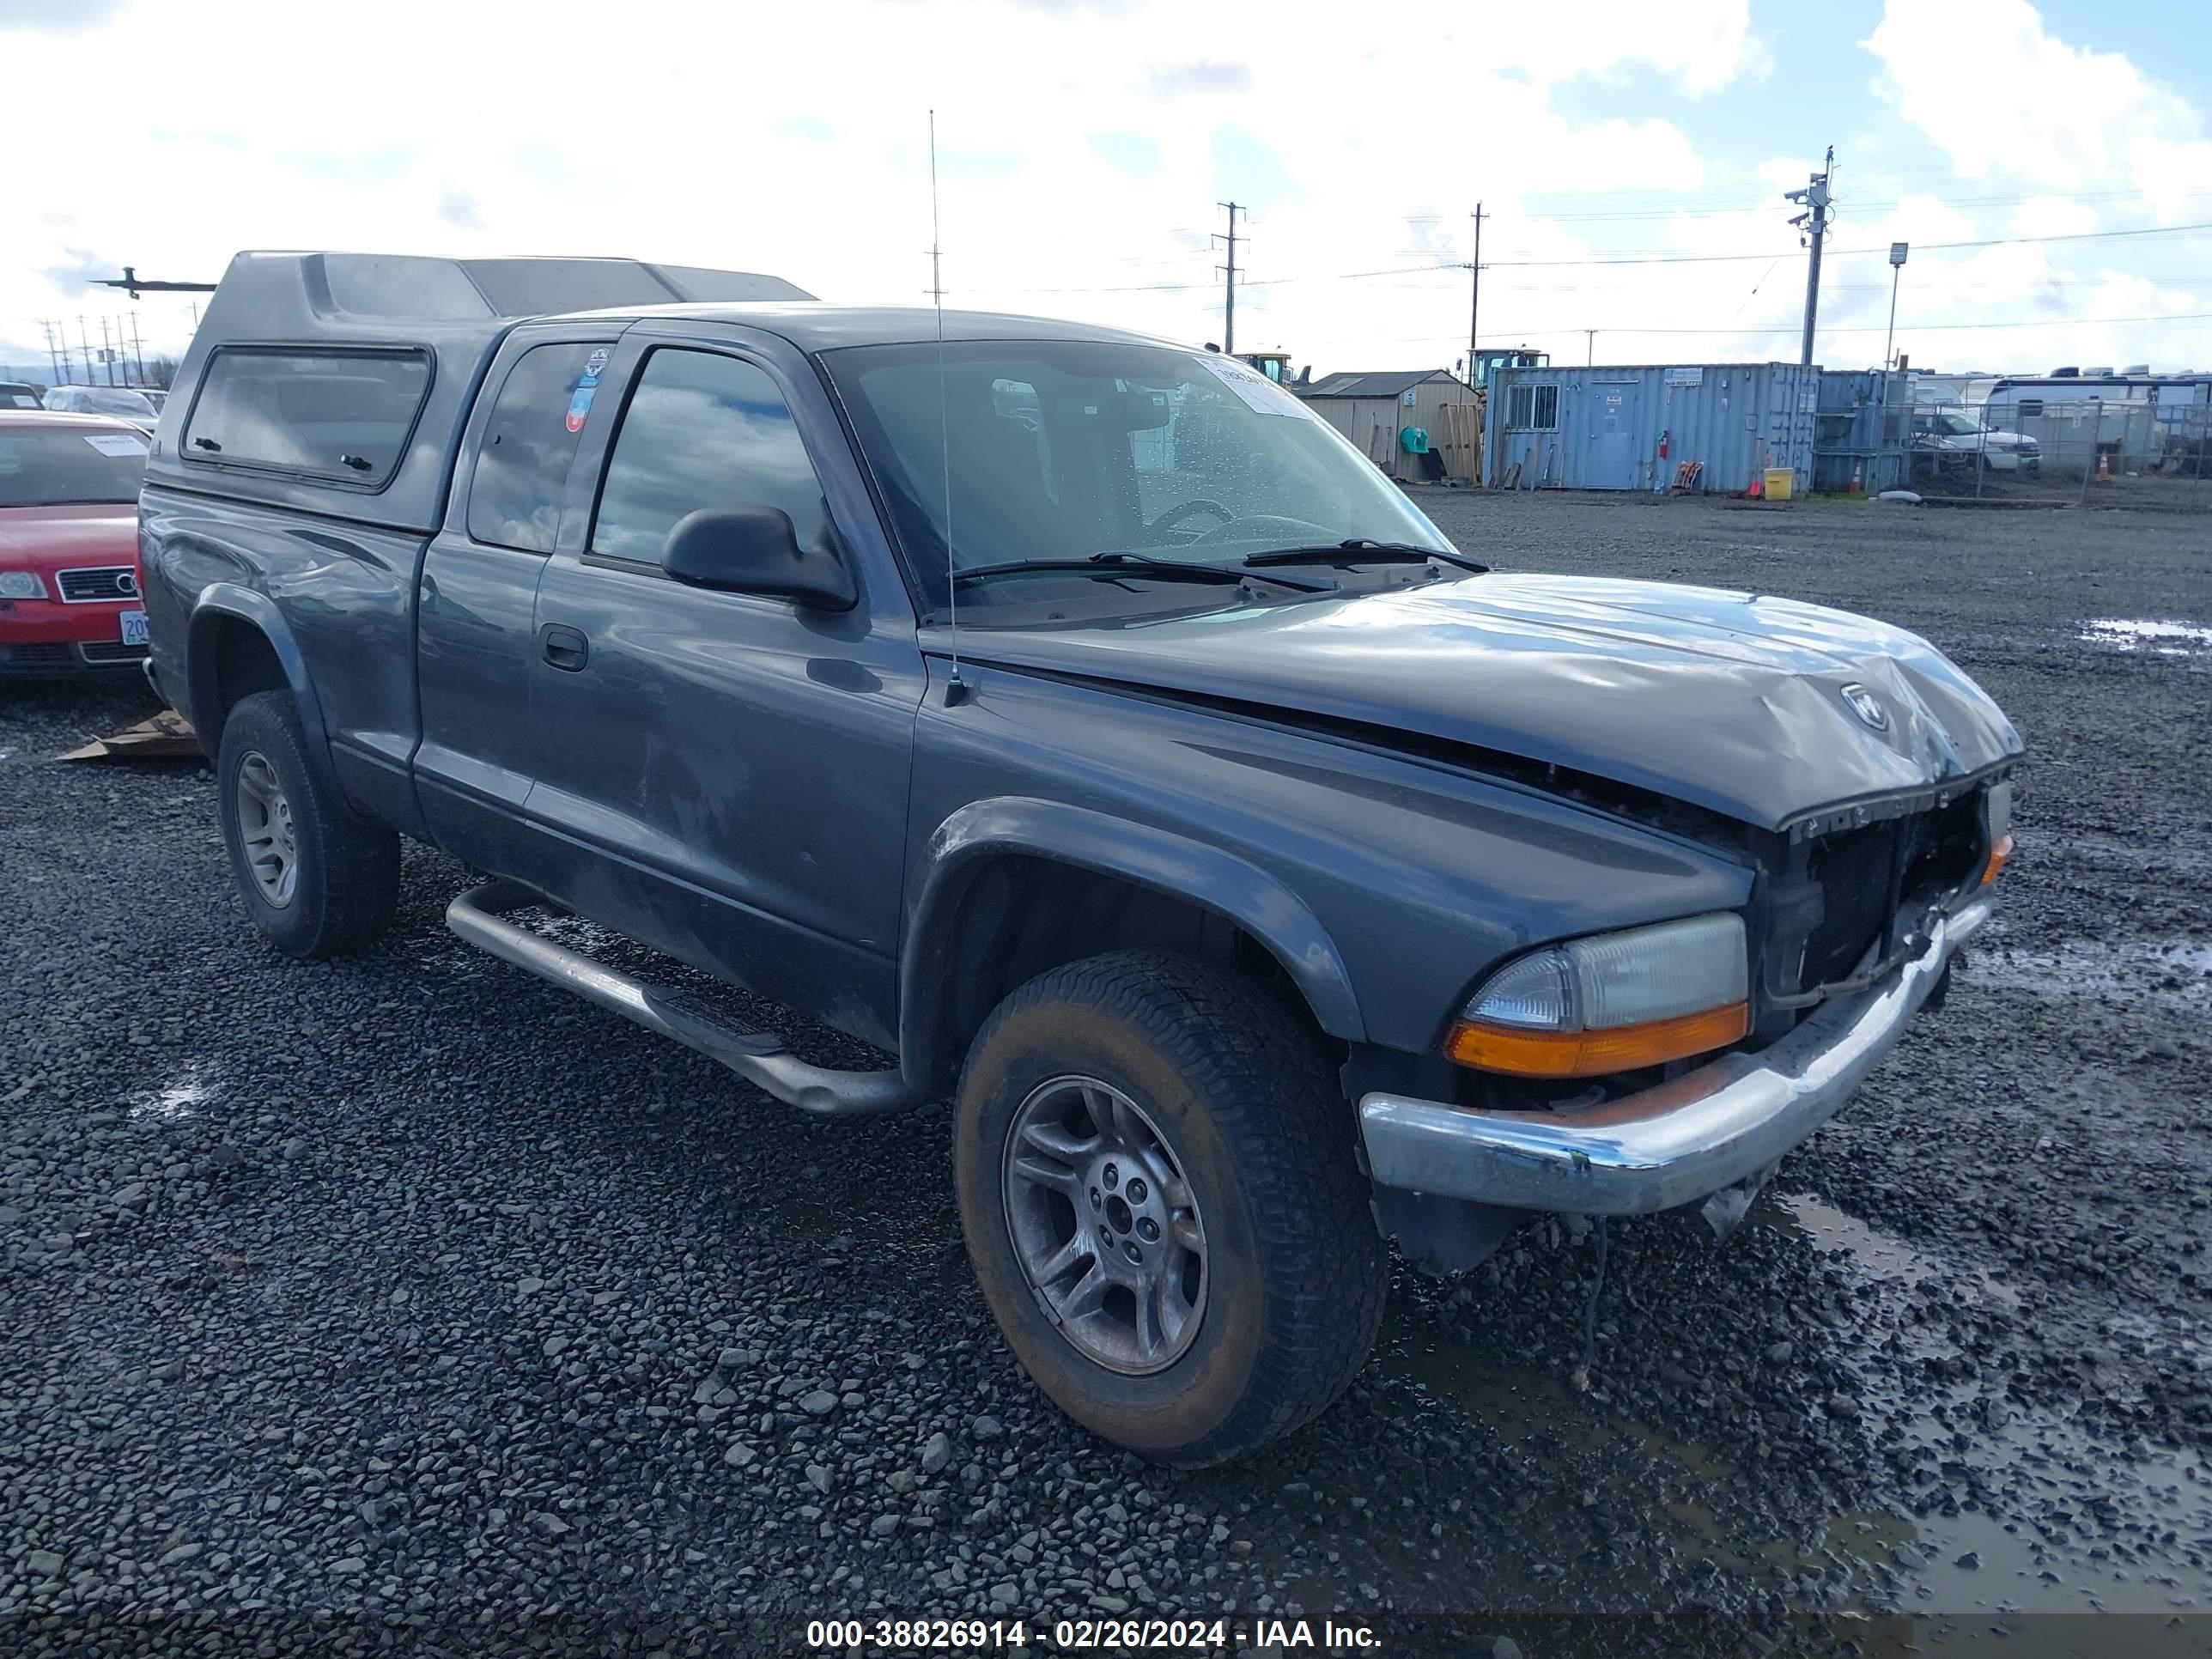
955;950;1386;1466
215;690;399;959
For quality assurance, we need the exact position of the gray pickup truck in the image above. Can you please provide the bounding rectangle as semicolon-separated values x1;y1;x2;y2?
140;252;2022;1466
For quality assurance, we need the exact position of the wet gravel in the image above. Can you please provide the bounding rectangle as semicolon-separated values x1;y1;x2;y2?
3;491;2209;1654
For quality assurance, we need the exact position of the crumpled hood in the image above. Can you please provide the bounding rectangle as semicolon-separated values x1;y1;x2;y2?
963;574;2024;830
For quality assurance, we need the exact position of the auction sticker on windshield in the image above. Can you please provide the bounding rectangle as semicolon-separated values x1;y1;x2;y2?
82;434;149;458
1199;356;1317;420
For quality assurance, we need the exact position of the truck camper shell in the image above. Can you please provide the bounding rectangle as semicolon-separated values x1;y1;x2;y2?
145;252;814;532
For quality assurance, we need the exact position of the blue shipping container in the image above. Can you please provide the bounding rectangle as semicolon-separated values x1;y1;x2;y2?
1484;362;1819;493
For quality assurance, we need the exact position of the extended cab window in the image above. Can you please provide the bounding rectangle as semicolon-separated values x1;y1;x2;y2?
184;348;429;485
467;342;605;553
589;349;828;565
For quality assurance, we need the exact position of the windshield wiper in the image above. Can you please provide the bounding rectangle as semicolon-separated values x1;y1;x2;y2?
951;552;1336;593
1241;538;1490;575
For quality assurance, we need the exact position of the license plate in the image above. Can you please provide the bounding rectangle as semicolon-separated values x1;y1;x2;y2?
119;610;149;646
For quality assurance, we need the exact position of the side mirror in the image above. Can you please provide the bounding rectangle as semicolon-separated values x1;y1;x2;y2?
661;507;856;611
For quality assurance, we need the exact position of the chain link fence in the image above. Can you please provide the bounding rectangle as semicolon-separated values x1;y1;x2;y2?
1903;396;2212;508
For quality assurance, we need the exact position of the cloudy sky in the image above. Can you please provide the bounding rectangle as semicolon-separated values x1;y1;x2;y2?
4;0;2209;385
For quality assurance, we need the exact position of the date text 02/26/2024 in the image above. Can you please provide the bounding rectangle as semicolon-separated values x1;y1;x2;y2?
802;1617;1384;1651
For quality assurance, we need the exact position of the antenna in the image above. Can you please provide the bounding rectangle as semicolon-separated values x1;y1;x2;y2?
930;108;966;705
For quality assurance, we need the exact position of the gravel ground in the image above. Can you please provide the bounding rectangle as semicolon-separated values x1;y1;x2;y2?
3;491;2209;1656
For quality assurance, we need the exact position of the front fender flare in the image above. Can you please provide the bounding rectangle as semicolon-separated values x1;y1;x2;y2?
899;797;1365;1090
185;584;343;799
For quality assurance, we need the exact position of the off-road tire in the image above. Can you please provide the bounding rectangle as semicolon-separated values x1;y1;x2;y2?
216;690;399;959
955;949;1387;1466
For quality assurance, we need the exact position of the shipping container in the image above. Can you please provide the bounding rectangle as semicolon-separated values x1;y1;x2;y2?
1483;362;1820;494
1813;368;1911;493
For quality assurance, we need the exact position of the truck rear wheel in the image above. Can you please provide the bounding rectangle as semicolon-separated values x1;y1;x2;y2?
955;950;1386;1466
216;690;399;959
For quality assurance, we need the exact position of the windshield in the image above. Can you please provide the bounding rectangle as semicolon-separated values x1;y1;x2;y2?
0;428;149;507
825;338;1451;611
1940;413;1983;435
58;386;158;418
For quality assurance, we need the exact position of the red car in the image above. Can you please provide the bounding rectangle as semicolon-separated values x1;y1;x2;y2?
0;409;152;677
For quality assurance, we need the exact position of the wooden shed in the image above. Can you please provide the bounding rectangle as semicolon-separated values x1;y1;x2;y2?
1297;369;1480;483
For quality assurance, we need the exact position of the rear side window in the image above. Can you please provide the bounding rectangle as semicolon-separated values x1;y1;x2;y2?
184;348;430;485
466;342;606;553
589;349;828;565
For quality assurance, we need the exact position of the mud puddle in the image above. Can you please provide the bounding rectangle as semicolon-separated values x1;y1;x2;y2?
1763;1195;2212;1617
1960;932;2212;1017
2078;617;2212;657
1765;1192;2020;1312
1370;1201;2212;1619
130;1060;219;1123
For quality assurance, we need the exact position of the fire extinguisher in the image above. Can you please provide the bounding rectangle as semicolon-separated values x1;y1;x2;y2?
1658;428;1669;461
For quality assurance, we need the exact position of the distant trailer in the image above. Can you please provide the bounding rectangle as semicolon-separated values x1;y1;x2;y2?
1964;375;2192;470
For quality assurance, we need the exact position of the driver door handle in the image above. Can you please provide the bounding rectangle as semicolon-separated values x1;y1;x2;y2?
539;623;589;672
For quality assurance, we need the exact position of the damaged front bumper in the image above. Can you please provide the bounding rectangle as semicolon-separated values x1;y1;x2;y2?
1358;896;1992;1218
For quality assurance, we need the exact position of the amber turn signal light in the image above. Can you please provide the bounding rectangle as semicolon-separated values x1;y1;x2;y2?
1980;832;2014;886
1443;1000;1750;1080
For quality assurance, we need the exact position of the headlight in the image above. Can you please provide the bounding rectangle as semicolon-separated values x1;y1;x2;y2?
0;570;47;599
1445;912;1749;1079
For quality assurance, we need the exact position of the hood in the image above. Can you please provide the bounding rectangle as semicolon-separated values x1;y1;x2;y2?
0;503;139;569
959;574;2023;831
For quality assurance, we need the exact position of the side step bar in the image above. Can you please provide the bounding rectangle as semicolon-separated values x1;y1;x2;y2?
445;881;923;1118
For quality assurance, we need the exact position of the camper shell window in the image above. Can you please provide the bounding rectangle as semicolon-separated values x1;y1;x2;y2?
183;347;432;487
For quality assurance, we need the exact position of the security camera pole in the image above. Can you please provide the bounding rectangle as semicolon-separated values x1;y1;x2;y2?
1784;147;1834;368
1884;241;1909;370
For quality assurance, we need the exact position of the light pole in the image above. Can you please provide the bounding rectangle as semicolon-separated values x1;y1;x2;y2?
1884;241;1909;369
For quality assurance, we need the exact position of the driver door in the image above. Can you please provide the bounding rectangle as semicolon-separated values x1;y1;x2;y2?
522;328;927;1051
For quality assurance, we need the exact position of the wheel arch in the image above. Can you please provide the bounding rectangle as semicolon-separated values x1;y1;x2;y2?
185;585;343;799
898;797;1365;1095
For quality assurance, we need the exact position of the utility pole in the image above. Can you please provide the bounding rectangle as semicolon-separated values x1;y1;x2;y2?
1465;203;1484;386
77;317;93;386
128;313;146;384
1784;146;1833;368
1214;202;1243;356
100;317;118;385
1585;329;1596;368
41;320;63;386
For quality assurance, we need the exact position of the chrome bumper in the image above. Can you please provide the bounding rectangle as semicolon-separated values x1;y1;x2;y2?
1358;897;1992;1216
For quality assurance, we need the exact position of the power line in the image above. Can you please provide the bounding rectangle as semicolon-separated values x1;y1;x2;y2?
1000;220;2212;299
1006;259;1447;296
1526;185;2212;223
1393;309;2212;345
1512;184;2212;219
1482;220;2212;270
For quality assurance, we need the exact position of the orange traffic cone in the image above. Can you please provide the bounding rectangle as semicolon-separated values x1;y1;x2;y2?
2094;450;2111;484
1850;460;1864;494
1747;471;1763;499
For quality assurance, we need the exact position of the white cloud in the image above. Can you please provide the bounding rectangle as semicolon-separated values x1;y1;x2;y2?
0;0;1762;378
1863;0;2212;221
0;0;2204;384
2008;196;2099;239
